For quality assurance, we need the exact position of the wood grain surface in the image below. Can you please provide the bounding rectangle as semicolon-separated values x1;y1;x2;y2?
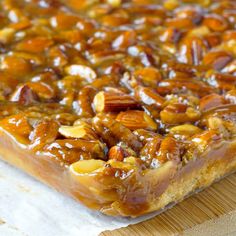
101;173;236;236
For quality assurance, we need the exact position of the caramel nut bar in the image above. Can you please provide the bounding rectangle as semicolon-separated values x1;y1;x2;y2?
1;0;236;217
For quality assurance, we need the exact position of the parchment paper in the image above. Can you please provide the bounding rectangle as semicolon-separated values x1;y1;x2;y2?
0;161;158;236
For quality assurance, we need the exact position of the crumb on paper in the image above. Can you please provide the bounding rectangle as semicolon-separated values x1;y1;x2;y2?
0;218;28;236
0;219;6;225
17;184;31;193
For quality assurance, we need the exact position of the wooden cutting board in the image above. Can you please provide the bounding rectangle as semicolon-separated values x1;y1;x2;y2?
101;173;236;236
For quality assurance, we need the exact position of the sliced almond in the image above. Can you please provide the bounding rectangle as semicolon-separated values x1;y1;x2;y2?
59;124;97;140
170;124;202;136
70;159;105;175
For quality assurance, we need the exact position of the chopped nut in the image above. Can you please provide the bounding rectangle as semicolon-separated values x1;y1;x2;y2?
10;85;38;105
133;129;161;144
179;36;208;65
1;56;32;77
93;91;140;113
92;114;142;152
203;14;228;32
187;26;210;37
199;93;227;112
174;5;203;24
0;114;32;140
116;110;158;131
112;30;136;50
207;117;224;131
140;136;162;160
0;28;15;44
191;130;220;152
157;79;214;97
133;67;162;88
59;124;97;140
165;17;194;29
202;51;233;70
108;146;124;161
170;124;202;137
159;27;182;43
65;65;97;82
26;82;56;100
50;13;79;30
29;119;59;150
160;103;200;125
225;90;236;104
106;0;121;7
75;86;97;118
45;139;107;161
155;137;180;164
16;37;54;53
134;86;165;108
70;159;105;174
163;0;179;10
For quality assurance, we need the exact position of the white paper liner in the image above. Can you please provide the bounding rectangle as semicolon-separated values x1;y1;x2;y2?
0;161;159;236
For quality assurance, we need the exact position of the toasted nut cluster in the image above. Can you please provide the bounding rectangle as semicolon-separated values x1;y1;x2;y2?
0;0;236;172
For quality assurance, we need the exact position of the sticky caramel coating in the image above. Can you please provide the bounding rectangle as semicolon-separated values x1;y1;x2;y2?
1;0;236;217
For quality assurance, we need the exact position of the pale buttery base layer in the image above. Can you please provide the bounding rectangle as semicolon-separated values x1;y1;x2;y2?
1;127;236;217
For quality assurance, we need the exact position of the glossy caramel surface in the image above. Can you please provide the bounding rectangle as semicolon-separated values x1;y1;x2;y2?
1;0;236;217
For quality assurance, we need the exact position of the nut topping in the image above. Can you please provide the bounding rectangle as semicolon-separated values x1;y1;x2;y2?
108;146;125;162
10;85;38;105
0;0;235;173
92;114;142;152
59;123;97;140
160;103;200;125
65;65;97;83
116;110;158;131
93;91;140;113
199;94;227;112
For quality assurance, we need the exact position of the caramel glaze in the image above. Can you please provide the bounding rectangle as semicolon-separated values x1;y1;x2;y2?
1;126;236;217
1;0;236;217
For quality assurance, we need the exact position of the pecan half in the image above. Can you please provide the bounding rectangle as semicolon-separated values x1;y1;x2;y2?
199;93;227;112
108;146;125;162
93;91;140;113
10;85;38;105
160;103;201;125
116;110;158;131
29;119;59;150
